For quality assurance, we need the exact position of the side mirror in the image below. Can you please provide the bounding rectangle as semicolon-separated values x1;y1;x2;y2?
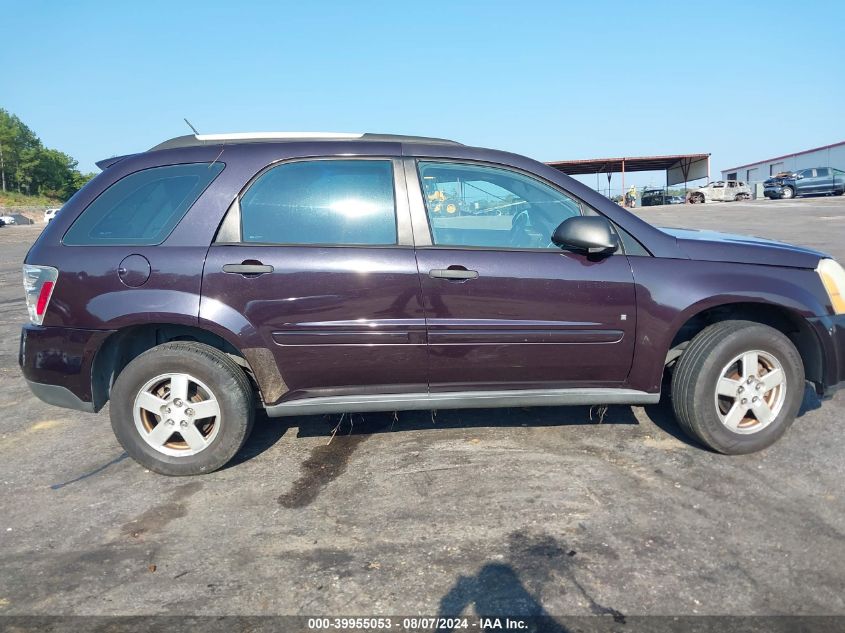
551;216;619;254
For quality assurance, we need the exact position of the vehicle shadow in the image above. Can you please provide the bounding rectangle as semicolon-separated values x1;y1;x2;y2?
226;409;294;468
797;384;823;417
228;402;641;470
230;379;824;468
291;403;639;439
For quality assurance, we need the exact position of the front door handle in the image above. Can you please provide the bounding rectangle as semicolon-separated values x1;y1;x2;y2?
223;262;274;275
429;268;479;280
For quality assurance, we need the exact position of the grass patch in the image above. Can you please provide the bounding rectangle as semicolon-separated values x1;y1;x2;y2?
0;191;62;207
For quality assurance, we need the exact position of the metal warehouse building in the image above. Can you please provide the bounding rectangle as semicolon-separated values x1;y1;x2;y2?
721;140;845;185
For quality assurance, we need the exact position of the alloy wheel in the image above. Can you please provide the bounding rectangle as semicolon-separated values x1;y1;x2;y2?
714;350;787;434
133;373;222;456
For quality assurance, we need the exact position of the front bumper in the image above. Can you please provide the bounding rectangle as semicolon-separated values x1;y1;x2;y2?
19;325;114;411
806;315;845;398
764;186;783;198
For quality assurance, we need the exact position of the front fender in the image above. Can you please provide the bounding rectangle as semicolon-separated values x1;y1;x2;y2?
627;257;831;393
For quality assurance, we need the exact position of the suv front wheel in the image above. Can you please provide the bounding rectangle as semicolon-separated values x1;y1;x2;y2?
671;320;804;454
110;342;255;475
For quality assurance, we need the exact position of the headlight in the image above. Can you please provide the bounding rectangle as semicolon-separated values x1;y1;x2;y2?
816;258;845;315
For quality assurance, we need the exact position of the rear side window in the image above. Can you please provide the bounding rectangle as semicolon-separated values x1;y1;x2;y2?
64;163;224;246
240;160;396;245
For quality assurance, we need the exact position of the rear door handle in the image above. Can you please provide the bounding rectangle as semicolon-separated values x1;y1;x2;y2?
429;268;479;280
223;263;274;275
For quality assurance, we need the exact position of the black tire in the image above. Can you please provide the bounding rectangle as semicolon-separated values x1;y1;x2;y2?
671;320;804;454
781;186;794;199
110;342;254;475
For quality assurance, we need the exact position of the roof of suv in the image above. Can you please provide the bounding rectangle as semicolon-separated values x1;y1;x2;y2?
94;132;466;169
149;132;463;152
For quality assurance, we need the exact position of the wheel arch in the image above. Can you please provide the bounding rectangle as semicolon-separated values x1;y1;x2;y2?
90;323;263;411
665;300;824;390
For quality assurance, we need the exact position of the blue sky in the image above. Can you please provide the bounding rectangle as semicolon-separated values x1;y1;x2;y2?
2;0;843;191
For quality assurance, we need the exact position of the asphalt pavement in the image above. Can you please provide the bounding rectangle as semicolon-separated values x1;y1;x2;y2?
0;197;843;620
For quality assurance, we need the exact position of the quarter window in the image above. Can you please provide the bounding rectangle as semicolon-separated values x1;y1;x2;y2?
240;160;396;245
418;161;582;249
64;163;224;246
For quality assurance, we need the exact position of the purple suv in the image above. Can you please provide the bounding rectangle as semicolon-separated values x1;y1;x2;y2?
19;132;845;475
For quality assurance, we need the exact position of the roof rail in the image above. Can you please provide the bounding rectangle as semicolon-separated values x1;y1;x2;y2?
149;132;461;152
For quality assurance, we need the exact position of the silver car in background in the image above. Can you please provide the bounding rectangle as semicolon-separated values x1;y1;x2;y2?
688;180;752;203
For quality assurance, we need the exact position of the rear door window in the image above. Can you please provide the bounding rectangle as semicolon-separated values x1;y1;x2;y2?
64;163;223;246
239;160;397;245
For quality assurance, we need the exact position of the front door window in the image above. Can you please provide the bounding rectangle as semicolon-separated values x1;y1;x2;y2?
418;161;582;250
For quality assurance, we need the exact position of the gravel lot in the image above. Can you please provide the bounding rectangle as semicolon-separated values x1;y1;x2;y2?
0;197;843;620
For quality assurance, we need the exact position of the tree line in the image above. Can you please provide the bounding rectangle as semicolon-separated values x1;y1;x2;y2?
0;108;95;201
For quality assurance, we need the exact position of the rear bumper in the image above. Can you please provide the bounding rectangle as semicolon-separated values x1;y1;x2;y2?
24;379;95;412
807;315;845;398
19;325;114;411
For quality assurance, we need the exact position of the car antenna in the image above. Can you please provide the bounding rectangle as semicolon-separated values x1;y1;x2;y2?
184;118;225;167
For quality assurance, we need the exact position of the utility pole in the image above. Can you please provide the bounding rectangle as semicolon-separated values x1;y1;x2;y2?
0;141;5;193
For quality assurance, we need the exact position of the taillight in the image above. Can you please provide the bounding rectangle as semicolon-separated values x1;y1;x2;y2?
22;265;58;325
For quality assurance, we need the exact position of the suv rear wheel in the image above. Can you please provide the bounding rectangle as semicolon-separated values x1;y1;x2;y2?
671;321;804;454
110;342;254;475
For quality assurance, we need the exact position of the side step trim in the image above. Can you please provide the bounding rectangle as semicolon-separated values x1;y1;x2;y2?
265;388;659;417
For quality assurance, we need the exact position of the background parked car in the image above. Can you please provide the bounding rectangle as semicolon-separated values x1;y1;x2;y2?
640;189;668;206
639;190;686;206
1;213;35;225
688;180;752;203
44;208;61;223
764;167;845;199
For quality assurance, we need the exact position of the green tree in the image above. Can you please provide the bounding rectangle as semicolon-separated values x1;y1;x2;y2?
0;108;93;201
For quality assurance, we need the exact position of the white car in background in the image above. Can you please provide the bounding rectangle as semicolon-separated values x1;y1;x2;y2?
44;208;61;223
0;215;15;226
687;180;752;203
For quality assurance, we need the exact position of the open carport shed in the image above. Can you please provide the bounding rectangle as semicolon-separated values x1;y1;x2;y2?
546;153;711;193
